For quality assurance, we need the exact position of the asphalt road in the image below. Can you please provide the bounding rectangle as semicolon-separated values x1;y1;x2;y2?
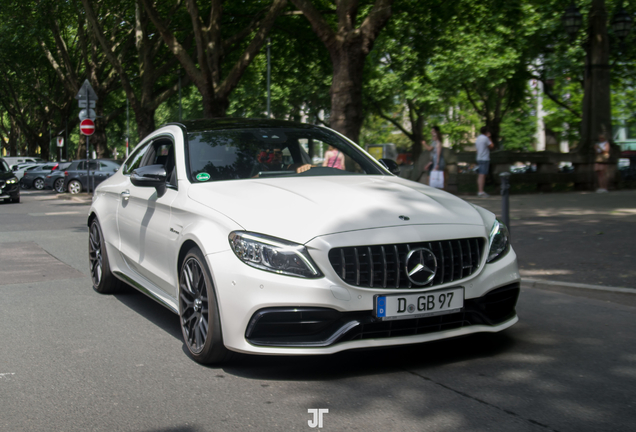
0;190;634;432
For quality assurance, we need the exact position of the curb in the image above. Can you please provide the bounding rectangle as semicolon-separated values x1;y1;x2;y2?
56;193;92;204
522;278;636;295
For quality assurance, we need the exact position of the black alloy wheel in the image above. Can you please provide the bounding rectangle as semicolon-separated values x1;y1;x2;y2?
54;178;65;193
88;219;121;294
179;248;231;364
34;178;45;190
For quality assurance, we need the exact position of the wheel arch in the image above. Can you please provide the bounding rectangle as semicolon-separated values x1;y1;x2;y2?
88;211;98;228
177;239;203;281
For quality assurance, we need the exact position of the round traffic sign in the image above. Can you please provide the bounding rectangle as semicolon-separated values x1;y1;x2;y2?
80;118;95;136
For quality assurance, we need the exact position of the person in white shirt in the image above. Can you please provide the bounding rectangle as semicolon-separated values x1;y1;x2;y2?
475;126;494;197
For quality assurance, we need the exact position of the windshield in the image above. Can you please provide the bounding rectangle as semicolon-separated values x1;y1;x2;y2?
186;127;385;182
0;160;9;173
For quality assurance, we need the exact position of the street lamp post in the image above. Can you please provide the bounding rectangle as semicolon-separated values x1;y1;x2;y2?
562;0;633;189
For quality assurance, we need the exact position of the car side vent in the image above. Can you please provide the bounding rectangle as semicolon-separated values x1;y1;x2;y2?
328;238;485;289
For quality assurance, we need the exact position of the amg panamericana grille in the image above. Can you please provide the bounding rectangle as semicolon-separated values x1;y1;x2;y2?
328;238;485;289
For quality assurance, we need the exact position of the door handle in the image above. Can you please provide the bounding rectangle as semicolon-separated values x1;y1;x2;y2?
121;190;130;201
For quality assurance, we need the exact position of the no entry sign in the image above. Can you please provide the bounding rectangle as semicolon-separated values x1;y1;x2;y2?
80;118;95;136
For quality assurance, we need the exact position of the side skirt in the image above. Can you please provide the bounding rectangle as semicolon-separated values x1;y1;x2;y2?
113;270;179;314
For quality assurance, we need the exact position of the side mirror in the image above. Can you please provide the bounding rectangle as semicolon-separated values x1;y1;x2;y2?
131;164;167;195
379;158;401;176
11;165;18;171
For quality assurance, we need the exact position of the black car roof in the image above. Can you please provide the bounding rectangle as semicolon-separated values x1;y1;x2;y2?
165;118;321;133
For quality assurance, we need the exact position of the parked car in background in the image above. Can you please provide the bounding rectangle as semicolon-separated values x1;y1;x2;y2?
0;158;20;203
4;156;45;169
21;162;61;190
63;159;121;194
44;162;72;192
13;163;42;183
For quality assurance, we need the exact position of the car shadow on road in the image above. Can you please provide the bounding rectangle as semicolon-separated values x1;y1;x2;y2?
114;284;182;340
221;331;516;381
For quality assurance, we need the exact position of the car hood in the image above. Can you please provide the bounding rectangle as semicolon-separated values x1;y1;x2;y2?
187;175;485;243
0;171;16;180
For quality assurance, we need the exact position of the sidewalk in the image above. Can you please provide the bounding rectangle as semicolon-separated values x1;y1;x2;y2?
463;190;636;292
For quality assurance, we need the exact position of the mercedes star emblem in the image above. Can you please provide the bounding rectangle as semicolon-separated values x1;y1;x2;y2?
404;248;437;285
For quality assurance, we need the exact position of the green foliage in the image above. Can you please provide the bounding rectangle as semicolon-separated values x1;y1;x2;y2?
499;100;537;151
1;0;635;161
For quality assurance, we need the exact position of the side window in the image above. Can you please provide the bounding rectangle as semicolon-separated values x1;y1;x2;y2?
77;161;85;171
139;139;173;169
123;142;151;175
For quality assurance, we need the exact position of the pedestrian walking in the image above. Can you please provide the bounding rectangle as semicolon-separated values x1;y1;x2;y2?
423;126;445;189
475;126;494;197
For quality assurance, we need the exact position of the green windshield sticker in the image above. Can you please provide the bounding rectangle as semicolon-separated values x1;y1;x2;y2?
196;172;210;182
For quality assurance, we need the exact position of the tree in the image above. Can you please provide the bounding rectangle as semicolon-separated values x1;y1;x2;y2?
140;0;288;118
82;0;189;140
35;0;124;158
289;0;393;143
364;0;456;163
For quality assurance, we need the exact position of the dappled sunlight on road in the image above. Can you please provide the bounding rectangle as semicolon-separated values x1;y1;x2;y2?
520;269;574;276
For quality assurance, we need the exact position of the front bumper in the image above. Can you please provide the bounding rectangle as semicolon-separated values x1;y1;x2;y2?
207;230;520;355
0;181;20;199
245;283;520;347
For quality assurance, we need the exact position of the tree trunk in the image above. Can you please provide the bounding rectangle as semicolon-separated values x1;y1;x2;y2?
201;89;229;118
487;120;501;149
580;0;611;157
330;44;366;143
135;108;156;142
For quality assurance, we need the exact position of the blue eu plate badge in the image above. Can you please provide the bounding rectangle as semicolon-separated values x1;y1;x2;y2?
376;296;387;318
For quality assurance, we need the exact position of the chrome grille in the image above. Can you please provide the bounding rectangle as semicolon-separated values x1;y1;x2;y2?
328;238;485;289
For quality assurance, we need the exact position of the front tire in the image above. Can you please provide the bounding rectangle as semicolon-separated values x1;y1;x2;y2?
179;247;231;364
68;179;82;195
88;219;122;294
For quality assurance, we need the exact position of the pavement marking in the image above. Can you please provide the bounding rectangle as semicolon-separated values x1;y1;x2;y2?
28;211;82;216
522;278;636;294
0;373;15;378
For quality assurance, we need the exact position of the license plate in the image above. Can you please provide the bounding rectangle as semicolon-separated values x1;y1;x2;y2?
374;287;464;321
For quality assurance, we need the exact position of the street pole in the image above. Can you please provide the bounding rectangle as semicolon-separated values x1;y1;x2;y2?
178;69;182;122
500;172;511;234
267;38;271;118
126;97;130;158
86;90;91;194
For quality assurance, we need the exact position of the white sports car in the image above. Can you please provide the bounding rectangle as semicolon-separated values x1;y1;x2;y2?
88;119;520;364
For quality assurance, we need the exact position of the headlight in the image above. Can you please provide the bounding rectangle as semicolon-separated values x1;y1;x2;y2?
229;231;323;278
487;219;510;263
6;177;18;185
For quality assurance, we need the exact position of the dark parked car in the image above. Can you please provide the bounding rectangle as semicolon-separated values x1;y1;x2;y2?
63;159;121;194
21;162;62;190
0;158;20;203
43;162;72;193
